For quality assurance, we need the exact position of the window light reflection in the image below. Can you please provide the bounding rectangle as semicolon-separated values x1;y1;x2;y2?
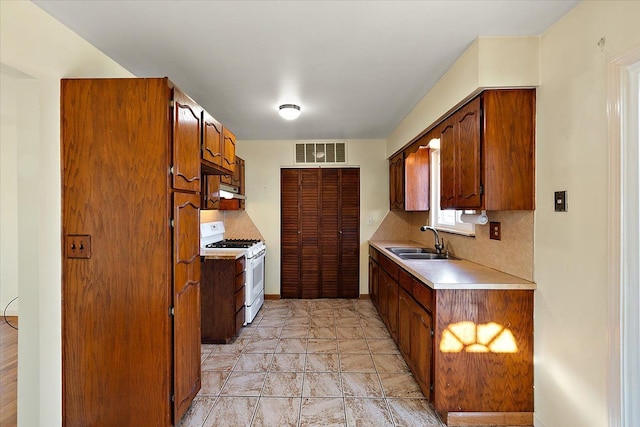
440;321;518;353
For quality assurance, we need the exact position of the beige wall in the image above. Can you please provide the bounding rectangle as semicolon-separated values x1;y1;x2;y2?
235;139;389;297
535;2;640;427
0;1;134;425
0;69;21;316
386;36;540;157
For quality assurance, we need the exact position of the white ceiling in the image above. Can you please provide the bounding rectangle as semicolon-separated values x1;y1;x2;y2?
32;0;578;140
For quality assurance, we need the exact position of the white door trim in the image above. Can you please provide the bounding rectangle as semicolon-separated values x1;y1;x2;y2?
607;43;640;427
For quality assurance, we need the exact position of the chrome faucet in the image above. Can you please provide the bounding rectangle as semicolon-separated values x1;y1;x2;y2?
420;225;445;254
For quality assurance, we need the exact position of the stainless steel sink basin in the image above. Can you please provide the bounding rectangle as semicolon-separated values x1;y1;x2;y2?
385;247;457;260
398;252;452;260
386;247;437;255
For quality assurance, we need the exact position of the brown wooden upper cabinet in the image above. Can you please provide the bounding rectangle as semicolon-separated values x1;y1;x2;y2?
201;111;235;176
202;174;221;209
172;89;203;193
389;152;404;210
439;89;536;210
222;127;237;173
219;156;245;210
404;133;432;211
202;111;224;168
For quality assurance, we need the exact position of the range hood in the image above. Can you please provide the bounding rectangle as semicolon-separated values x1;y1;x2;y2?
220;183;246;200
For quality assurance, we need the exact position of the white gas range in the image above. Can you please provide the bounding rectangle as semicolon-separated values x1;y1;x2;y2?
200;221;266;324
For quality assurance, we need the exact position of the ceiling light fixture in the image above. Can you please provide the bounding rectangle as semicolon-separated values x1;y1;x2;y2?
278;104;301;120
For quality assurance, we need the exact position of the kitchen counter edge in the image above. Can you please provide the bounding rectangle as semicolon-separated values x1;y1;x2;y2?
369;240;536;291
201;252;245;260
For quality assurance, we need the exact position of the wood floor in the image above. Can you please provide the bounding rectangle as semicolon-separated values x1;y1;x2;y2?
0;316;17;427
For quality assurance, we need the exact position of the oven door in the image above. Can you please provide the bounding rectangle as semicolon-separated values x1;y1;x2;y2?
245;248;265;323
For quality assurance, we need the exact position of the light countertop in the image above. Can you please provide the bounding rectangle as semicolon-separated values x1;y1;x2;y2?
369;240;536;291
201;249;245;260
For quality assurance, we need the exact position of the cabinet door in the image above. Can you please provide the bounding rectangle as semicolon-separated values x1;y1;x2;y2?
439;121;456;209
338;168;360;298
222;127;236;173
404;143;430;212
483;89;535;210
389;153;404;210
369;258;379;308
455;97;482;208
173;192;201;421
378;269;389;320
202;174;220;209
398;289;412;360
281;169;301;298
238;157;246;209
202;111;223;167
172;88;201;192
231;157;242;188
387;276;399;343
410;299;432;400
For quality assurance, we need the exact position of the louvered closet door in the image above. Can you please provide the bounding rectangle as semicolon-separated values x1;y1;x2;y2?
300;169;321;298
281;169;301;298
280;168;359;299
338;168;360;297
320;169;340;298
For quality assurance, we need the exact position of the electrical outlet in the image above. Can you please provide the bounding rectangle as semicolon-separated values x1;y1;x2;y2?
66;234;91;259
490;222;501;241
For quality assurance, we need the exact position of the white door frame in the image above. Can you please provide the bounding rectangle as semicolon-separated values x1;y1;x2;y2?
607;44;640;427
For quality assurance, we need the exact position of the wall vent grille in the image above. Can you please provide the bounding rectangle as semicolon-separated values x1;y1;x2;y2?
294;142;347;164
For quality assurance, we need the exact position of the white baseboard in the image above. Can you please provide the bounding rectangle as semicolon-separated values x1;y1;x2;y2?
3;309;18;317
534;413;548;427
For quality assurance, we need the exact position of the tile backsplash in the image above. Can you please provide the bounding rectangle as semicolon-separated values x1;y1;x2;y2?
372;210;534;281
200;210;264;241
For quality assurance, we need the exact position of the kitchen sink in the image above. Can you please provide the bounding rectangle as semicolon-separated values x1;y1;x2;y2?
385;247;457;260
398;252;454;260
386;247;437;255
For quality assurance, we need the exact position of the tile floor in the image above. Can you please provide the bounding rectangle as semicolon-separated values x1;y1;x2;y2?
178;298;445;427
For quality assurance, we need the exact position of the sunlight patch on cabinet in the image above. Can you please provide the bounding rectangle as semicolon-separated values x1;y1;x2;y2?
440;321;518;353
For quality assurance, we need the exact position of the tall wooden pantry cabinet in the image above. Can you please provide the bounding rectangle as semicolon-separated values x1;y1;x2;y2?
61;78;201;426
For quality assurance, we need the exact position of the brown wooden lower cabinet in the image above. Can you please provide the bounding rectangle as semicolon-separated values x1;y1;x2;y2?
408;292;433;401
368;253;379;309
368;245;534;427
201;256;246;343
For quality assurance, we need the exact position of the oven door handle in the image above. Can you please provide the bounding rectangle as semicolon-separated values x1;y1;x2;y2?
248;249;266;259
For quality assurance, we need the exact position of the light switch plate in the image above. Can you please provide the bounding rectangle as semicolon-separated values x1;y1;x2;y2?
66;234;91;259
555;191;568;212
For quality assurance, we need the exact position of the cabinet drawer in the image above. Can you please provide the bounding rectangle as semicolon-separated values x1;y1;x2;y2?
398;269;412;293
235;257;246;275
235;271;245;292
369;246;380;262
379;255;399;280
235;286;245;312
412;280;433;313
235;306;245;333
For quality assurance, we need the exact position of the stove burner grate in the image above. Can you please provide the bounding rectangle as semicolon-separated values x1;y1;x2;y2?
205;239;261;249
